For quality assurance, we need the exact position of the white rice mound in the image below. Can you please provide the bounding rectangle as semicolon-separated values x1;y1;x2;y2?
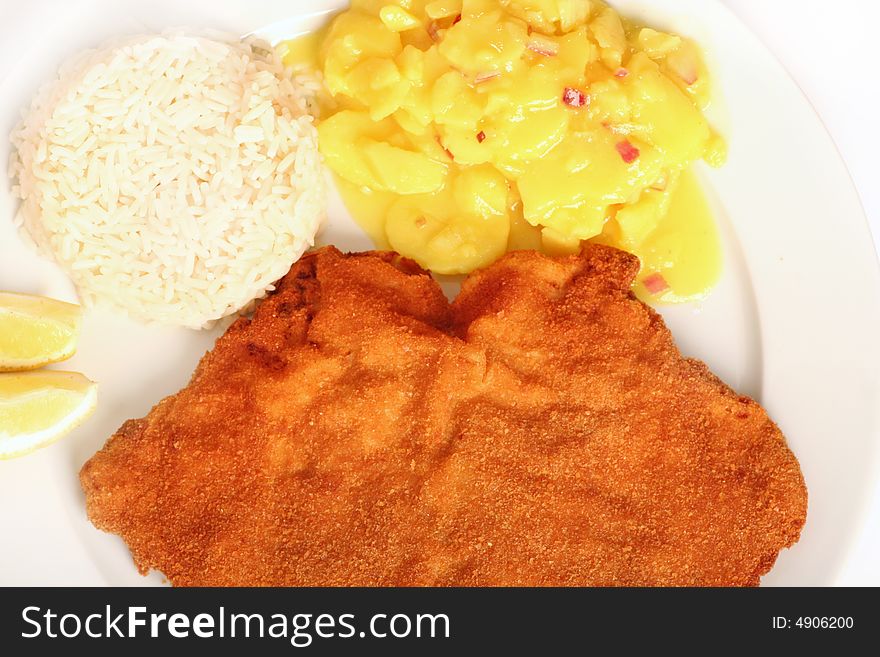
9;32;325;329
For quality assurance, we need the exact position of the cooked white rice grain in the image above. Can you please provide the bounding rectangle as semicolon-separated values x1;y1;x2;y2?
9;31;325;329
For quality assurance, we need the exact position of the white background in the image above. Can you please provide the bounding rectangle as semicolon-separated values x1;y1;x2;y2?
723;0;880;585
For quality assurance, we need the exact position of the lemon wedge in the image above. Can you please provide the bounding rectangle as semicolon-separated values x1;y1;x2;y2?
0;371;97;459
0;292;82;372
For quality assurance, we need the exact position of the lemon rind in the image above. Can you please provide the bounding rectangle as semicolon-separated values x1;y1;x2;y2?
0;382;97;459
0;347;80;373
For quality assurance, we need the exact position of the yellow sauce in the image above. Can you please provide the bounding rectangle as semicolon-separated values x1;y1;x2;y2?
333;176;395;249
594;170;721;304
284;0;725;303
335;167;720;303
279;30;325;70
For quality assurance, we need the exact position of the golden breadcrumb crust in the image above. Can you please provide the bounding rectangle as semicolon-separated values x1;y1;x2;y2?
80;245;807;586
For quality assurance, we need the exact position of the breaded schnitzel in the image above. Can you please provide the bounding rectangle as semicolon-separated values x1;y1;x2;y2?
80;245;807;586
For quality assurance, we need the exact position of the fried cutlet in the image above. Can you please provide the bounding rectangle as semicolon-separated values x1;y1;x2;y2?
80;245;807;586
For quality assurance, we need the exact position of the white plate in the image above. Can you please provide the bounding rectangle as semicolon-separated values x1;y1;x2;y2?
1;0;878;586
